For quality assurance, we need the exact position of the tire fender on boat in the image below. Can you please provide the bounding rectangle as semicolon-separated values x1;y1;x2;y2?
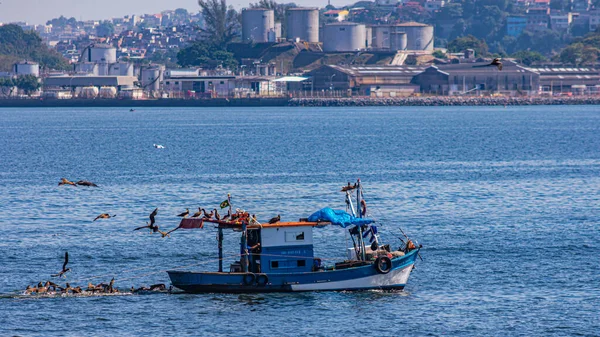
242;273;256;286
374;256;392;274
256;274;269;286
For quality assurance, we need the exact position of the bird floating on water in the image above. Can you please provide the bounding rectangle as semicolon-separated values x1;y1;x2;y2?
93;213;116;221
153;144;165;149
76;180;98;187
51;252;71;278
58;178;77;186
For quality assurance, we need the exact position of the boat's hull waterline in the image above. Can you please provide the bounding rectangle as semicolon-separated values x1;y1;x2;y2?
167;249;419;293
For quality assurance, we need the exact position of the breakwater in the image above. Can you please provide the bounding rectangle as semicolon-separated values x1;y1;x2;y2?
289;96;600;106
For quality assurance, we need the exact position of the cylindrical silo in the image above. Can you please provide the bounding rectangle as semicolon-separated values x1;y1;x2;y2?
393;23;434;51
323;22;366;52
74;62;99;75
370;25;390;49
14;61;40;77
88;44;117;63
109;62;134;76
274;22;282;39
286;8;319;42
242;8;275;43
390;31;407;51
141;67;161;92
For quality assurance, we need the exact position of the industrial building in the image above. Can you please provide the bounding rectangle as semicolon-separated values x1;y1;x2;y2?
242;8;277;43
286;8;319;42
370;25;408;51
532;66;600;95
410;61;540;95
390;22;434;51
305;65;424;96
42;75;138;98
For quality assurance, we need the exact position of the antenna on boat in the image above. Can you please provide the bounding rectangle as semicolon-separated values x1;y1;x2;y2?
356;179;367;261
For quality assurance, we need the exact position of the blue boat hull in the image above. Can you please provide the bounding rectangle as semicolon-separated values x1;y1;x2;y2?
167;250;419;293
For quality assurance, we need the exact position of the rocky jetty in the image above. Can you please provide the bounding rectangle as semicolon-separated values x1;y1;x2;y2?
289;96;600;107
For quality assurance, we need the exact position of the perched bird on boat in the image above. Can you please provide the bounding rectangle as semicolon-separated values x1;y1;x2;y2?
25;285;36;294
341;182;357;192
71;286;82;294
87;282;103;293
58;178;77;186
51;252;71;278
213;208;221;221
177;208;190;218
93;213;116;221
76;180;98;187
153;144;165;149
268;215;281;224
191;208;203;218
221;209;231;221
36;282;47;294
203;209;213;219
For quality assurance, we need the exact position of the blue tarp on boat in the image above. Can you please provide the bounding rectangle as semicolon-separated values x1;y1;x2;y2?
307;208;374;228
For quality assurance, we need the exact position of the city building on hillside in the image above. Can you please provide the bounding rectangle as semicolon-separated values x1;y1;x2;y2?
590;10;600;32
424;0;446;12
507;16;528;36
572;0;591;12
532;66;600;95
550;11;572;32
529;0;550;9
323;9;350;22
526;8;550;32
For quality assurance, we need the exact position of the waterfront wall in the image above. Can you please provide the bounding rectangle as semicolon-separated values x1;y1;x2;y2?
2;96;600;108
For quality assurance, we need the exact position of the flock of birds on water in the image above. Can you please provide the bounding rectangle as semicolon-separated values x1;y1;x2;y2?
23;177;284;296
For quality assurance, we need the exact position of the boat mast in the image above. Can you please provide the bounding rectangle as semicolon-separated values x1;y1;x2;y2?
241;221;248;272
356;179;366;261
346;191;356;216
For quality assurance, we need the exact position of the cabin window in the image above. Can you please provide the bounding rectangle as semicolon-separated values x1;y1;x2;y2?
285;231;305;242
271;261;279;269
297;260;306;267
220;81;225;84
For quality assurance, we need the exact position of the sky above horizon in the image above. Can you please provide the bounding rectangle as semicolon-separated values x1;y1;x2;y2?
0;0;338;25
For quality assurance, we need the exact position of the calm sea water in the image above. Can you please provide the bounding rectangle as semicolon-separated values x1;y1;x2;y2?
0;106;599;336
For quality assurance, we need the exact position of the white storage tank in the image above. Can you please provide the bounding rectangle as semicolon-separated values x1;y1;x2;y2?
141;67;162;92
286;8;319;42
74;62;99;75
393;22;434;51
88;44;117;63
242;8;275;43
14;61;40;77
96;62;109;76
99;86;117;98
109;62;134;76
390;31;407;51
323;22;366;52
78;86;99;99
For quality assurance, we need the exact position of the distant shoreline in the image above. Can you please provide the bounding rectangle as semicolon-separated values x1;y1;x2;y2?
1;96;600;108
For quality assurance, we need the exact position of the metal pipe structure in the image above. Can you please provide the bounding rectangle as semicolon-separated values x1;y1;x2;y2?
241;222;248;272
218;227;224;272
356;179;366;261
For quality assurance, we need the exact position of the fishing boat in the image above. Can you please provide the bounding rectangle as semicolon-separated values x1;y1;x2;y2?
167;180;421;293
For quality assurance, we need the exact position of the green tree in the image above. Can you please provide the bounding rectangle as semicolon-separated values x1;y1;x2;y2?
432;50;447;59
559;43;599;65
511;50;547;65
177;42;238;69
14;75;40;95
198;0;239;47
96;21;115;37
0;77;15;96
447;35;489;57
0;24;69;71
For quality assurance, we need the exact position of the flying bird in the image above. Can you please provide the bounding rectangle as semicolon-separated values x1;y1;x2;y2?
51;252;71;278
76;180;98;187
134;221;155;231
268;215;281;224
474;58;503;71
58;178;77;186
149;208;158;226
153;144;165;149
93;213;116;221
177;208;190;218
